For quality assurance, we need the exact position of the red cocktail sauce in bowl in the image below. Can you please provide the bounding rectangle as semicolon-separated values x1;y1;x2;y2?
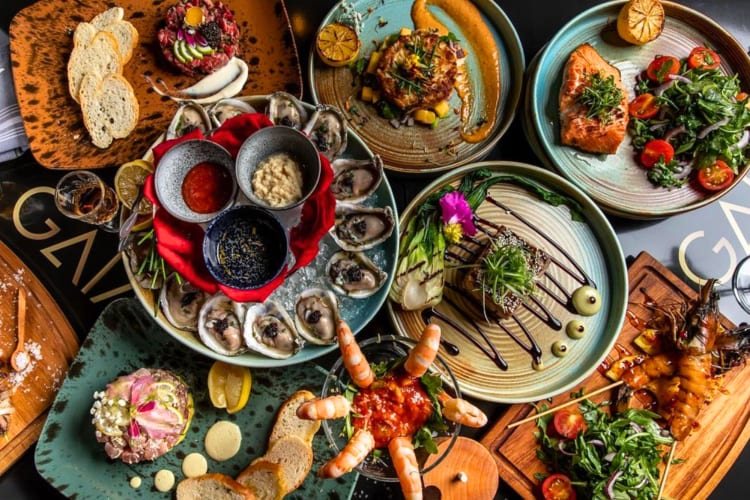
181;162;234;214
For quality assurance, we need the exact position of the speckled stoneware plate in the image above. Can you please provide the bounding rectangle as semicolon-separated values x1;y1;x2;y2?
387;161;628;403
123;95;398;368
528;0;750;219
309;0;524;175
34;298;357;500
9;0;302;169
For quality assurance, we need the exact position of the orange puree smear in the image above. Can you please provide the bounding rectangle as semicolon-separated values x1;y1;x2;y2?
411;0;501;143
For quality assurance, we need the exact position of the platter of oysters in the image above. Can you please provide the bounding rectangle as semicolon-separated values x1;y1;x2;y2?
122;93;398;367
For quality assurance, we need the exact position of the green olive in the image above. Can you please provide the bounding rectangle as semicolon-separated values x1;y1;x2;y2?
551;340;569;357
572;285;602;316
566;319;587;339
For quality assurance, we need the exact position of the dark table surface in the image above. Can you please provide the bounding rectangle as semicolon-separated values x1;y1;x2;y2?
1;0;750;498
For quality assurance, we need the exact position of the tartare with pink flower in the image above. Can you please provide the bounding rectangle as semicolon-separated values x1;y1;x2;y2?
90;368;193;464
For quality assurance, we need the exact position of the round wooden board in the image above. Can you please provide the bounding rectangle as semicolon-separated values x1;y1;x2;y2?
423;437;499;500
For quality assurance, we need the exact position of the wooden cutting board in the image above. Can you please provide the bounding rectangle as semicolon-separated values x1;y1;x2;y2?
0;240;79;475
481;251;750;500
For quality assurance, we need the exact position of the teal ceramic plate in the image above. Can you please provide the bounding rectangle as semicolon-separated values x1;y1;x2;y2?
123;95;398;368
529;0;750;219
387;162;627;403
309;0;524;175
35;298;357;499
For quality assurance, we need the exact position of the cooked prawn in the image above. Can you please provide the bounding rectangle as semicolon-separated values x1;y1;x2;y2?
438;392;488;428
319;428;375;478
404;323;441;378
296;395;350;420
388;436;422;500
669;353;711;440
620;352;679;389
337;320;374;388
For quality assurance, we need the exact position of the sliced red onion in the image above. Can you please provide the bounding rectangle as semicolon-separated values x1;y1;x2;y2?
629;421;643;433
733;130;750;150
634;477;648;489
654;79;676;96
195;33;208;46
697;117;730;139
587;439;605;447
389;119;401;129
605;470;623;499
603;451;616;462
649;122;668;131
557;440;576;456
669;74;693;84
664;125;687;141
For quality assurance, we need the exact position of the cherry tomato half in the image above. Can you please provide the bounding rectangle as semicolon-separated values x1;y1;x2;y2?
640;139;675;168
541;473;577;500
647;56;680;83
688;47;721;70
553;410;587;439
629;93;659;120
697;159;735;191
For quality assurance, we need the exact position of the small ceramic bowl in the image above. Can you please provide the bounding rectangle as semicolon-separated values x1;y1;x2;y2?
235;126;321;211
321;335;461;482
202;205;289;290
154;139;237;223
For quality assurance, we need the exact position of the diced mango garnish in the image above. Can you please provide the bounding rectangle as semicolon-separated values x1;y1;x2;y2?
399;27;413;36
432;100;451;118
361;86;374;102
366;51;382;74
370;89;381;103
414;109;437;125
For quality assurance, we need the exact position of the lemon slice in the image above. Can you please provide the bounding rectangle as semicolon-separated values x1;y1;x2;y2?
207;361;252;414
316;23;361;67
115;159;154;215
617;0;665;45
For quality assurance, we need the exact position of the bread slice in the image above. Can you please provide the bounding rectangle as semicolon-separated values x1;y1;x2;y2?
236;460;287;500
91;7;124;29
67;30;122;102
79;73;139;148
102;21;138;63
267;390;321;448
253;436;313;493
176;473;256;500
73;22;97;47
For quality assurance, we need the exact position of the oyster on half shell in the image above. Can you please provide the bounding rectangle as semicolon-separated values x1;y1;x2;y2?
208;98;256;127
267;91;308;129
294;288;341;345
330;155;384;203
160;277;208;332
303;104;348;161
166;102;212;140
198;294;247;356
243;301;303;359
327;251;387;298
330;204;395;251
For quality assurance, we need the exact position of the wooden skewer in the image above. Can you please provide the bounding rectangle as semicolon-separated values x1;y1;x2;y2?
10;289;27;372
656;441;677;500
506;381;624;429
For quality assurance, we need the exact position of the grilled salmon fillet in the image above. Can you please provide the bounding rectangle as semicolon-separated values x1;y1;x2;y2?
559;43;629;154
376;30;461;111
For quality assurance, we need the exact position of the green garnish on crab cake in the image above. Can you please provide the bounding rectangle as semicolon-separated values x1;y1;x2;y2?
91;368;194;464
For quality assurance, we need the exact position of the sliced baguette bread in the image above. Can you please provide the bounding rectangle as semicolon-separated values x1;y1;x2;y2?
91;7;124;29
176;473;256;500
102;21;138;63
267;390;321;448
252;435;313;493
79;72;139;148
236;460;287;500
73;22;97;47
67;30;122;103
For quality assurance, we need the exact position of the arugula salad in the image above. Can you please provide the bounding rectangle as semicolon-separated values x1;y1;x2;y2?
628;46;750;190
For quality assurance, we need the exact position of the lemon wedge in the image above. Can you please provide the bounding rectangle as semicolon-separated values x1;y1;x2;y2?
207;361;252;414
115;159;154;215
617;0;665;45
316;23;361;67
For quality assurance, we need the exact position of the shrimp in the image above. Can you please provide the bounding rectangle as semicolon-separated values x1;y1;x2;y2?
404;323;441;378
297;395;350;420
319;428;375;478
620;352;679;389
669;353;711;440
438;392;488;428
388;437;422;500
337;320;373;388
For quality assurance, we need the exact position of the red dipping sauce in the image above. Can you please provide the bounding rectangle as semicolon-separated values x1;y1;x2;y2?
181;162;233;213
351;369;434;449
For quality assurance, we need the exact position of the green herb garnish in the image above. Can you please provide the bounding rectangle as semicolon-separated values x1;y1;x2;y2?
578;72;623;124
480;243;537;304
646;156;687;189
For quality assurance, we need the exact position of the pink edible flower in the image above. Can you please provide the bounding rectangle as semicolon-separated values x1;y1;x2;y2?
439;191;476;244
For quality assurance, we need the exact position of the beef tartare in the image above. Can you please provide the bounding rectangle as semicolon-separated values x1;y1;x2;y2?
91;368;193;464
157;0;241;76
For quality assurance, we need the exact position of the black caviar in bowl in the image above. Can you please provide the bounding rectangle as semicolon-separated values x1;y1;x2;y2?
202;206;289;290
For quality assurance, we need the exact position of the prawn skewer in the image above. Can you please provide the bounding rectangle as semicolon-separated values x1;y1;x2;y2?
669;353;711;440
337;320;373;388
319;428;375;478
438;392;488;428
296;395;351;420
620;352;679;389
404;323;442;377
389;437;422;500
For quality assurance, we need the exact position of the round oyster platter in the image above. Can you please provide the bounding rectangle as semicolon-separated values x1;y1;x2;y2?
122;94;398;367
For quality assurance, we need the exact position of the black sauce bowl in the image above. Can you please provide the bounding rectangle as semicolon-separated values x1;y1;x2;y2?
202;205;289;290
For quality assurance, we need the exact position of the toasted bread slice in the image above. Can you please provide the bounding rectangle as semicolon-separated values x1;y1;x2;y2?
236;460;287;500
67;30;122;102
91;7;124;29
73;22;97;47
176;473;256;500
102;21;138;63
79;72;138;148
268;390;320;448
253;436;313;493
461;226;550;319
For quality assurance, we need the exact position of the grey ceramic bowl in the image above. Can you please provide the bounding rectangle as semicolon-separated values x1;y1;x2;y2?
154;139;237;223
236;126;321;210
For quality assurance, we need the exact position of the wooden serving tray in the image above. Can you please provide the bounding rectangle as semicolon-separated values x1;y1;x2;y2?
0;240;79;475
481;251;750;500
